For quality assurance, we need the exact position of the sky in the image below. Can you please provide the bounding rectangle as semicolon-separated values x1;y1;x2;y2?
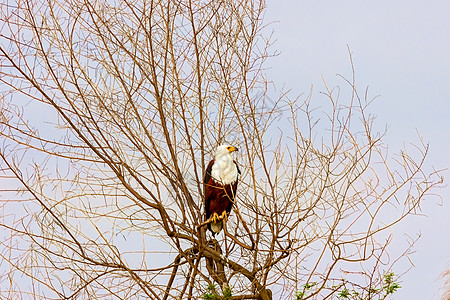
1;1;448;299
265;1;450;299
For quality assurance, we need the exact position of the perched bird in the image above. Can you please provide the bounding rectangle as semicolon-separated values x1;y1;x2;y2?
204;145;240;235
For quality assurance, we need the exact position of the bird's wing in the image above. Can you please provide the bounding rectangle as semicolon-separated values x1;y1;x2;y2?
233;160;241;175
204;159;215;184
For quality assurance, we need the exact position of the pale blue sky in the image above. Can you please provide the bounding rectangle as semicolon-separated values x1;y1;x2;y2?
265;1;450;299
2;1;448;298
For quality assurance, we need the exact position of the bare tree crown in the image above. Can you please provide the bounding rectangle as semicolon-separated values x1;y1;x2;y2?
0;0;443;299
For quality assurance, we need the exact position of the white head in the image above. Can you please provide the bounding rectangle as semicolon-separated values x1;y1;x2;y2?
214;145;238;160
211;144;239;184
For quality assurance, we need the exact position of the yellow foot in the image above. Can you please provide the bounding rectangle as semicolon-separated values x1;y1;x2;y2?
211;212;220;223
220;210;228;222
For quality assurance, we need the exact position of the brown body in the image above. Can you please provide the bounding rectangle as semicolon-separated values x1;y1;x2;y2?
204;159;240;234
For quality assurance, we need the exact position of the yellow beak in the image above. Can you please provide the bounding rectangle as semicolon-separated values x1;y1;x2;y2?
227;146;238;152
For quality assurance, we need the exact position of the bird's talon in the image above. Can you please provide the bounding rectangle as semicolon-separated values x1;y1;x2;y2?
212;212;220;223
221;211;228;221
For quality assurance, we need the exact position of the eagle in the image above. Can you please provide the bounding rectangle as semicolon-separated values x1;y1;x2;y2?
204;145;240;235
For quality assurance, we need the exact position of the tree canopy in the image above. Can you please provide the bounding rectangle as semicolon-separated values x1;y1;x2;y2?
0;0;443;299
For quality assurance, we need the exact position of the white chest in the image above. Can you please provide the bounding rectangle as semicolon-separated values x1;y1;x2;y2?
211;158;238;185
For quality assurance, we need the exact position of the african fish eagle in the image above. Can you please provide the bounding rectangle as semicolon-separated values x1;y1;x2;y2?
204;145;240;235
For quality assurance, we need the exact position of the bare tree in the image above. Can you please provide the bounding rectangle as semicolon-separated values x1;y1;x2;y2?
0;0;443;299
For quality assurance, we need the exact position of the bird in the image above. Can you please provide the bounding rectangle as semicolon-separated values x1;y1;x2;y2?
204;144;240;235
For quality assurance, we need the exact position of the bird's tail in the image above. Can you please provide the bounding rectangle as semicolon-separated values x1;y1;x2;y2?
208;220;223;235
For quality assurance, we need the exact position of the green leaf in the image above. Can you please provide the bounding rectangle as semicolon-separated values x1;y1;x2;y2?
386;282;401;294
295;291;304;300
223;285;232;299
337;288;350;298
207;284;217;292
383;272;401;294
304;282;317;289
